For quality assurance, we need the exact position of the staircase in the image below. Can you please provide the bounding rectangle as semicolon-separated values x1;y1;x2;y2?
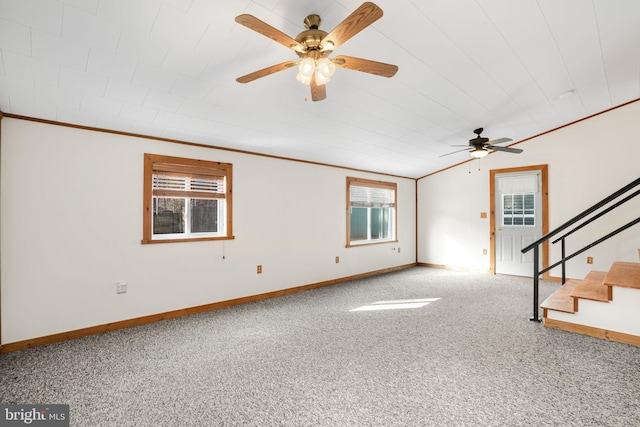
541;252;640;346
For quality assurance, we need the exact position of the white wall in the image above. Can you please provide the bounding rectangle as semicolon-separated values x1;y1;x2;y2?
1;118;416;344
418;100;640;278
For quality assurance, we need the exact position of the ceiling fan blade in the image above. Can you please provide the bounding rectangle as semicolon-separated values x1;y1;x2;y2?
333;55;398;77
320;2;383;51
440;147;472;157
310;74;327;101
487;145;523;154
487;137;513;145
236;61;297;83
235;14;304;53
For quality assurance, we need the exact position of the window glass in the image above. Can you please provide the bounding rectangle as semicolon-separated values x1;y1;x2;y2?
190;199;219;233
502;192;535;227
153;198;185;234
350;207;368;241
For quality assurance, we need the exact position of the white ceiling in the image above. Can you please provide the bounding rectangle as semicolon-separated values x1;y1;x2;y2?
1;0;639;178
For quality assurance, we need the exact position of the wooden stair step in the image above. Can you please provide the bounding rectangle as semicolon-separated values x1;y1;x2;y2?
603;261;640;290
570;271;611;302
541;279;580;314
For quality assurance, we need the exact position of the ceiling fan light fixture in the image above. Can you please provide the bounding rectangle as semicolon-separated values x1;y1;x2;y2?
470;147;488;158
315;57;336;84
296;57;315;84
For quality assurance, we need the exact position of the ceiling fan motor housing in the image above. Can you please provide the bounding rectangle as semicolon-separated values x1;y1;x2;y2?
470;137;489;146
470;128;488;146
296;15;328;55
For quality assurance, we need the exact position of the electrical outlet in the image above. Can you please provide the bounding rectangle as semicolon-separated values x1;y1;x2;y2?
116;281;127;294
335;256;340;263
257;265;262;274
483;248;488;255
587;256;593;264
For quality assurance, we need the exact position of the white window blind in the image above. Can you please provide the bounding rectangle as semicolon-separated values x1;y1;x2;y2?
497;174;539;193
152;174;226;199
350;185;395;208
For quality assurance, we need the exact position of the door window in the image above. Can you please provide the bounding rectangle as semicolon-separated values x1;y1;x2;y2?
502;193;535;226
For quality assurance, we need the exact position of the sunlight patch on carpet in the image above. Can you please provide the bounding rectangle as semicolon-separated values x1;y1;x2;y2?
350;298;441;312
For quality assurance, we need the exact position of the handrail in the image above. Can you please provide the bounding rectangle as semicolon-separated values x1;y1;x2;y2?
522;176;640;254
540;217;640;275
520;176;640;322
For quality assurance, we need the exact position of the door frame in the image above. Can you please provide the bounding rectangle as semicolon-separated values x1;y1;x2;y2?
489;164;549;277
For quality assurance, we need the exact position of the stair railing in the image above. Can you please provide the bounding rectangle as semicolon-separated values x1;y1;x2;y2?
521;176;640;322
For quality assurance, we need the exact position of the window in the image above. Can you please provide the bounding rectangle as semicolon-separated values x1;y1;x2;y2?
142;154;233;243
347;177;397;246
502;193;535;226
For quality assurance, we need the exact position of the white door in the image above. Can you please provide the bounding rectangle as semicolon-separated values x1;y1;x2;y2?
495;172;542;276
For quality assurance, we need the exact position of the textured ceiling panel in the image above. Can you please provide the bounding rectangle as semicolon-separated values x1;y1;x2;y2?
1;0;639;178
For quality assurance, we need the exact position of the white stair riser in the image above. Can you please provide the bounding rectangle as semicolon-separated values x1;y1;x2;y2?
547;286;640;336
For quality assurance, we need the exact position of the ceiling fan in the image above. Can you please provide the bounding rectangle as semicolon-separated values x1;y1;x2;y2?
234;2;398;101
441;128;522;159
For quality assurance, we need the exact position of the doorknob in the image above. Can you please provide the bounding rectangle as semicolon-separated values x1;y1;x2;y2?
496;227;502;231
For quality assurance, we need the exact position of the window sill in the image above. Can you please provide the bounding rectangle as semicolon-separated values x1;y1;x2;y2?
142;236;235;244
346;239;398;248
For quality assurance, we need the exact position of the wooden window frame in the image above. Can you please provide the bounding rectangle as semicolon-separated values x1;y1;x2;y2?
142;153;233;244
346;177;398;247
